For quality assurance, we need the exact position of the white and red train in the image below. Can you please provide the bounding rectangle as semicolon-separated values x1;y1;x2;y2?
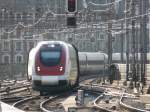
28;41;79;93
28;41;109;94
28;41;150;94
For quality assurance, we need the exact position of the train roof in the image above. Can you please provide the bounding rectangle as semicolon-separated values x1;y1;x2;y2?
36;41;67;46
78;52;108;61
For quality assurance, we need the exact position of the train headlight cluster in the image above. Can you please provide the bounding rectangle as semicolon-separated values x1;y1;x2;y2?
37;66;41;72
59;66;63;72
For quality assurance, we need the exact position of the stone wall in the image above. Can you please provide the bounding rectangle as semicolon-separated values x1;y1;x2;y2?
0;63;27;80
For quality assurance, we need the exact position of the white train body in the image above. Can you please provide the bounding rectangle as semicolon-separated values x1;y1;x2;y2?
78;52;108;75
78;52;150;82
28;41;79;92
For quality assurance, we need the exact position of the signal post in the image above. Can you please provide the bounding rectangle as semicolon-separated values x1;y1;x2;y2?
66;0;77;28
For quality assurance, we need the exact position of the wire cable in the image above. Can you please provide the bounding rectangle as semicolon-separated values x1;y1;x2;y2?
88;0;123;6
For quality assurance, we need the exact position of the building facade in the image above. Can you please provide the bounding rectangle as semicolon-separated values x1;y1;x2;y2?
0;0;108;79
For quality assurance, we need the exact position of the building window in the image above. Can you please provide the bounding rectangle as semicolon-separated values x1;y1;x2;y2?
1;32;9;39
15;41;22;51
2;40;10;51
100;35;104;40
9;32;15;38
24;31;33;39
2;55;10;64
16;13;22;22
15;55;23;63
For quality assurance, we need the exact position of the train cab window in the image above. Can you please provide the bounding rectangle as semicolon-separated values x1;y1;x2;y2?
40;50;61;66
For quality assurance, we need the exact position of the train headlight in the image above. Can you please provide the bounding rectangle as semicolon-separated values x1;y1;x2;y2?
59;66;63;72
37;66;40;72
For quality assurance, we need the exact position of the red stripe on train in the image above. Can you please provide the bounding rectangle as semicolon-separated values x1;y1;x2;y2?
35;47;66;76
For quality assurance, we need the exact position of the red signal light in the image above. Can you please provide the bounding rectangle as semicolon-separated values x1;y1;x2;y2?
67;0;76;12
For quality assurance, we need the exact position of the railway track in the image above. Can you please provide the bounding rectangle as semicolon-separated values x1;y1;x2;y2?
13;92;74;112
1;85;31;96
120;93;150;112
13;95;45;112
2;76;148;112
0;83;30;93
0;80;30;90
0;80;32;105
11;76;103;112
87;83;125;112
9;76;110;111
0;80;31;96
93;93;124;112
89;83;150;112
40;95;68;112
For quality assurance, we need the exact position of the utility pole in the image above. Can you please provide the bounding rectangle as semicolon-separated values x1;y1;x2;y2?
131;19;137;87
10;39;14;79
140;0;148;86
107;0;116;84
121;22;124;63
135;21;139;85
108;22;112;66
107;0;115;66
142;0;148;86
125;0;130;83
131;0;136;88
139;0;144;86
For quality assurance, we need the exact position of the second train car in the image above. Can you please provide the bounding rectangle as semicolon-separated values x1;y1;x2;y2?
78;52;108;75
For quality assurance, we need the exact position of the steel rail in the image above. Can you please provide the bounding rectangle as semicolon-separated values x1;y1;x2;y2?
12;95;40;107
40;96;58;112
119;93;150;112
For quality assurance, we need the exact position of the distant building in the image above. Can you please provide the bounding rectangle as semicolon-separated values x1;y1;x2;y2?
0;0;127;79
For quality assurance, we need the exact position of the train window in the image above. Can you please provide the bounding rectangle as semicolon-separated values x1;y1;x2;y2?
40;50;61;66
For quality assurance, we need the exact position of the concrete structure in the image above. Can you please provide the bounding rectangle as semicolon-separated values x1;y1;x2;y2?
0;101;24;112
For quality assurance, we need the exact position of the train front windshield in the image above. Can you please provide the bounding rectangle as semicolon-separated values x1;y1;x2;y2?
40;50;61;66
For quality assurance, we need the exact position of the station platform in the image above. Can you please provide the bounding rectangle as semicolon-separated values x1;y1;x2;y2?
0;101;24;112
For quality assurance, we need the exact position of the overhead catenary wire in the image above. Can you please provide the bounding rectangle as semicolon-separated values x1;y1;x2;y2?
1;21;135;39
2;10;150;35
1;0;149;35
2;9;56;33
0;0;130;33
0;0;124;33
88;0;123;6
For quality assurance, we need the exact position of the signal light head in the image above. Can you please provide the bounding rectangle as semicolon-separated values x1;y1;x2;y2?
67;0;77;12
